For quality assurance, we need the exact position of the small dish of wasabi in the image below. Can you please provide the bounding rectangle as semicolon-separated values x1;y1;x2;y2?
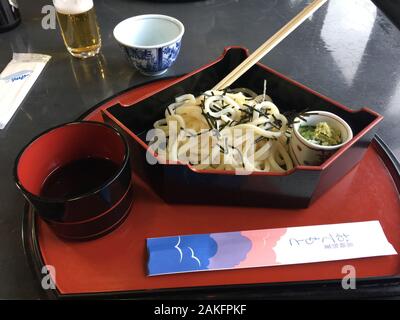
290;111;353;166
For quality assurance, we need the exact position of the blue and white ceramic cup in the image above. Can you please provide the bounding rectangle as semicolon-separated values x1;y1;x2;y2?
113;14;184;76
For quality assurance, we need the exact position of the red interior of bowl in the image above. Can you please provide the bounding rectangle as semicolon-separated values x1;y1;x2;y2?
16;122;126;197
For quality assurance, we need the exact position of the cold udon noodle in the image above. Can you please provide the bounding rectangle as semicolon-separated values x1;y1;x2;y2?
150;88;294;172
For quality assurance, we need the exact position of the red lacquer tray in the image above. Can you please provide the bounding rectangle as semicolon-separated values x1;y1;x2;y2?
23;78;400;299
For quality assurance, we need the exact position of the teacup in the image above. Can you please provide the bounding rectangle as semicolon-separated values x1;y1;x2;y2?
113;14;185;76
289;111;353;166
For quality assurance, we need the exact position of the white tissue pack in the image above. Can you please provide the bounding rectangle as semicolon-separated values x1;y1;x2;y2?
0;53;51;129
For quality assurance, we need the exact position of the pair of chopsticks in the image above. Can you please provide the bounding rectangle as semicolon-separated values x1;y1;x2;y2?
212;0;328;91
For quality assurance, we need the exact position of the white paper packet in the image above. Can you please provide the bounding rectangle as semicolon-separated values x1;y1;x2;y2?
0;53;51;129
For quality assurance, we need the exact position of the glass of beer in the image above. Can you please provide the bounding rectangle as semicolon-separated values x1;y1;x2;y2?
53;0;101;58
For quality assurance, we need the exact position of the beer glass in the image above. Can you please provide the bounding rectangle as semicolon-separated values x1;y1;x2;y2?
53;0;101;58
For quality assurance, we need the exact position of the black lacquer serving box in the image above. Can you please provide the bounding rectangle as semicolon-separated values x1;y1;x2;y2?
103;47;382;208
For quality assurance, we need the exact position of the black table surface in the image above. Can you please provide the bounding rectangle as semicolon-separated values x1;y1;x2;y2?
1;0;400;299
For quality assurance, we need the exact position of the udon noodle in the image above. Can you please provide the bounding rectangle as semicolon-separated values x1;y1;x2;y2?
150;87;294;172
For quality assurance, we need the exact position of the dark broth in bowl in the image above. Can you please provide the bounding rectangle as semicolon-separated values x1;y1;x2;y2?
40;157;119;199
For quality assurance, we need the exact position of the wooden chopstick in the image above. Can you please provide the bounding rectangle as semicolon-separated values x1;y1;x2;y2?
212;0;328;90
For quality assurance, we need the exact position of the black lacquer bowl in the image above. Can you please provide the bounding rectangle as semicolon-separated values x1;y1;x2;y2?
103;47;383;208
15;121;133;240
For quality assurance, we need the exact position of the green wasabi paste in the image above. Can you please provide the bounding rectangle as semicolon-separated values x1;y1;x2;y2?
299;122;342;146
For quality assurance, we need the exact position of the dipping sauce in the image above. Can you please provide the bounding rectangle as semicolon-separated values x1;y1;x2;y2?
40;157;119;199
299;121;342;146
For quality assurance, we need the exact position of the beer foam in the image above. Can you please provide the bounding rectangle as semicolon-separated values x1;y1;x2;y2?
53;0;93;15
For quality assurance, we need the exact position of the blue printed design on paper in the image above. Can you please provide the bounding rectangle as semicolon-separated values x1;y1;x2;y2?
0;70;33;83
123;41;181;75
147;234;217;275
